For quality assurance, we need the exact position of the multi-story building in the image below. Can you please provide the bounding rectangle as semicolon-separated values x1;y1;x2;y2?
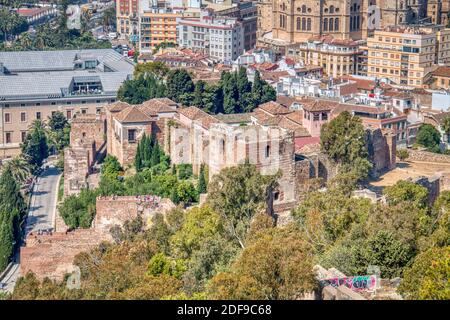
0;49;134;159
367;26;450;88
286;36;364;78
427;0;450;26
178;10;244;62
214;1;258;50
257;0;429;49
138;6;180;53
256;0;272;38
116;0;140;39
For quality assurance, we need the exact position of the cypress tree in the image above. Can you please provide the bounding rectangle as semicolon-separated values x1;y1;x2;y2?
135;134;144;171
170;185;180;204
172;164;177;176
197;164;207;194
252;70;264;107
0;211;14;271
193;80;206;108
150;140;161;167
143;134;153;168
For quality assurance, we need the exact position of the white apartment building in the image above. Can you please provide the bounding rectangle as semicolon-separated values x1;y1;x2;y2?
177;10;244;63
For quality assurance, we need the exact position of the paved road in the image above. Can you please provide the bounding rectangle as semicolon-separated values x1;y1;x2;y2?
0;165;61;293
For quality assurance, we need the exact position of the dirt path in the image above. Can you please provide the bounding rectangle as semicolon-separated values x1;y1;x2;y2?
370;161;450;188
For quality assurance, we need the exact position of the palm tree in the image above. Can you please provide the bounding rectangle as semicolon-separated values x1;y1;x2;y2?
80;9;92;34
102;7;116;32
2;156;32;184
19;32;32;50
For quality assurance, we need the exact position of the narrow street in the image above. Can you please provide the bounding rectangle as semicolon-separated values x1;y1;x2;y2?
0;165;61;293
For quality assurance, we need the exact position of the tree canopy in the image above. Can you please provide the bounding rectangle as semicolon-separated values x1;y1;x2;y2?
416;123;441;153
320;111;372;180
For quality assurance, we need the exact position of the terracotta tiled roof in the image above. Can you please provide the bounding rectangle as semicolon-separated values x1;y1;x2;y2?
107;101;131;113
338;82;359;96
300;98;336;112
340;76;376;91
214;113;253;124
276;95;296;107
141;98;177;113
115;106;154;123
178;106;219;129
285;110;303;124
428;111;450;125
433;66;450;78
258;101;292;115
178;106;206;120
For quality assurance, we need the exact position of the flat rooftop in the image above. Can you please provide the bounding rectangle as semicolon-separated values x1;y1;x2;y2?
0;49;134;101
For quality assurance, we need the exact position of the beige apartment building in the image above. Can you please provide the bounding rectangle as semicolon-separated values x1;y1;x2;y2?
286;36;364;78
367;26;450;88
427;0;450;26
116;0;139;38
139;10;180;53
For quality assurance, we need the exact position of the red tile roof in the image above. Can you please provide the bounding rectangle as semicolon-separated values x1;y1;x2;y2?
433;66;450;78
258;101;292;115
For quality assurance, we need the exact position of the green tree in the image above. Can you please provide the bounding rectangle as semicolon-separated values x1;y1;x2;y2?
360;230;415;278
166;69;194;103
170;205;223;259
0;210;14;272
320;111;371;180
21;120;49;170
396;149;409;161
2;156;32;184
101;155;122;178
176;181;198;204
416;123;441;153
133;61;169;79
197;164;207;194
383;180;429;209
193;80;206;108
399;246;450;300
207;224;317;300
207;163;279;248
58;188;98;229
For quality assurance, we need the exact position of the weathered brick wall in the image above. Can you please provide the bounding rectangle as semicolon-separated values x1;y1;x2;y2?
409;176;441;206
70;114;106;155
64;145;92;197
407;149;450;163
20;229;110;281
94;195;176;235
367;128;396;177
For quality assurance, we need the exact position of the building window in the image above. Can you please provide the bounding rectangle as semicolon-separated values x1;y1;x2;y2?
128;129;136;142
4;113;11;123
21;131;27;142
81;109;87;114
5;132;11;144
302;18;306;30
313;113;320;121
323;18;328;31
322;112;328;121
297;17;301;30
335;18;339;31
307;18;311;31
20;112;26;122
36;112;41;120
67;110;72;119
265;145;271;158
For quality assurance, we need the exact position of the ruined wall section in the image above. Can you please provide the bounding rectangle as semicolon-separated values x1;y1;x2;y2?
94;196;176;235
367;128;396;178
